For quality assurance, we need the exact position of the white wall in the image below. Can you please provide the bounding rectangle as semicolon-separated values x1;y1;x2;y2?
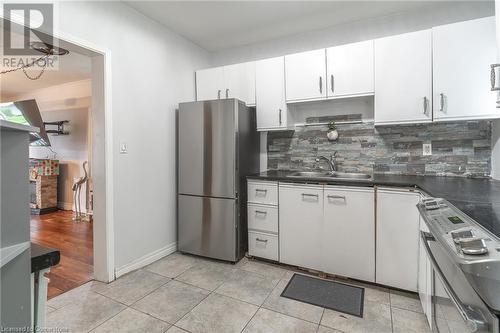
55;1;210;270
12;80;92;211
30;107;90;210
210;1;494;66
30;107;89;161
493;120;500;180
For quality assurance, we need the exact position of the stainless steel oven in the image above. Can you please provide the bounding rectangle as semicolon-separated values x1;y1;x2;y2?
421;230;498;333
418;198;500;333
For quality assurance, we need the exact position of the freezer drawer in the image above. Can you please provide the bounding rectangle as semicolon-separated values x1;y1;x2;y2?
178;195;237;262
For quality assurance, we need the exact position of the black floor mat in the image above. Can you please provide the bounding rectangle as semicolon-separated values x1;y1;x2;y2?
281;274;365;317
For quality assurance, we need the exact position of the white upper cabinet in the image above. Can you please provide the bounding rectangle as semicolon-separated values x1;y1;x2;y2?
326;40;374;98
374;30;432;125
255;57;287;130
323;186;375;282
196;62;255;106
196;66;225;101
433;17;498;121
285;49;327;102
224;62;256;106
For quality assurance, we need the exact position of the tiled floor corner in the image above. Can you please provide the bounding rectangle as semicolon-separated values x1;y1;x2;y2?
45;252;430;333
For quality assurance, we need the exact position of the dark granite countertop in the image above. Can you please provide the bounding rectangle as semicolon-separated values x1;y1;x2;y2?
31;243;60;273
248;171;500;237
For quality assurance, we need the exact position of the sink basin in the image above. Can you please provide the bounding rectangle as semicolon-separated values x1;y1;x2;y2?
287;171;332;178
330;172;372;180
286;171;372;180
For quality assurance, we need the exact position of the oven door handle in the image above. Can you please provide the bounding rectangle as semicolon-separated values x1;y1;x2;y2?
420;231;488;333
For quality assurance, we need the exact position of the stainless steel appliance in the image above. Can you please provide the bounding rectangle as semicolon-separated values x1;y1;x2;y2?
177;99;259;262
418;198;500;333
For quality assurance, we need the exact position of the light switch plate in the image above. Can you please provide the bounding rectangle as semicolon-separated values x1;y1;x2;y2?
120;142;128;154
423;143;432;156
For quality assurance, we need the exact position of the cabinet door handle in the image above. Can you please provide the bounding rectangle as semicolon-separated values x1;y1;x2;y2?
331;75;334;93
439;93;445;112
327;195;346;200
255;210;267;215
319;76;323;93
226;88;229;98
491;64;500;91
423;97;428;115
217;90;221;99
256;238;268;243
279;109;282;126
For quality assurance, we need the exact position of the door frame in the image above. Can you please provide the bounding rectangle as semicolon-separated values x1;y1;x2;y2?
3;15;116;282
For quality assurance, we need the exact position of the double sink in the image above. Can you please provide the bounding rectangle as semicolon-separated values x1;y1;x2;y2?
286;171;372;181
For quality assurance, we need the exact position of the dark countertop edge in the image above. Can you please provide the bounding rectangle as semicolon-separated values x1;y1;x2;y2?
31;243;60;273
246;172;500;204
247;174;418;189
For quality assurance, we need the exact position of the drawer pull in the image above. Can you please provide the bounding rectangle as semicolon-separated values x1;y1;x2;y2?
255;189;268;193
255;210;267;215
327;195;346;200
302;193;319;198
256;238;268;243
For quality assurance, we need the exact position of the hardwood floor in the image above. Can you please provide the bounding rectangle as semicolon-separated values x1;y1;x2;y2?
30;210;93;299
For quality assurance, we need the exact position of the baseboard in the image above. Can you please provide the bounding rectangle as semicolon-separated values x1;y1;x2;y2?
115;242;177;279
58;202;73;211
57;201;90;214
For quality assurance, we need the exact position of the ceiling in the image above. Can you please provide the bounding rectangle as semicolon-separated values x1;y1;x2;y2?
1;20;93;100
125;1;446;52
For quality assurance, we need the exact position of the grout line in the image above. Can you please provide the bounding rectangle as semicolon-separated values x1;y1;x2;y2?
172;278;216;293
318;308;325;327
171;290;216;329
87;307;129;332
260;305;325;326
169;325;191;333
389;289;394;333
93;290;133;307
315;309;325;333
95;275;172;308
239;304;260;333
390;304;424;315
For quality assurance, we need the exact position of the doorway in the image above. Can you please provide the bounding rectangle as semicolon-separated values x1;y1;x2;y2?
1;18;114;297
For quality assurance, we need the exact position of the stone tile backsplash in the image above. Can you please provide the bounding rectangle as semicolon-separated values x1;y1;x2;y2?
267;120;492;177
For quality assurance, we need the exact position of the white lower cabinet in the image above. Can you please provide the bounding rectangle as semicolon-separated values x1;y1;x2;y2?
248;231;279;261
279;184;375;282
247;204;278;233
376;188;421;291
323;186;375;282
249;181;422;291
279;184;324;271
247;180;279;261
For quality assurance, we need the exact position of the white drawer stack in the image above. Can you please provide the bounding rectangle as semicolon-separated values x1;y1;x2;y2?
247;180;279;261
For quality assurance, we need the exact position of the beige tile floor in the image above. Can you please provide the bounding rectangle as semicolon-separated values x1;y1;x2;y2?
46;252;430;333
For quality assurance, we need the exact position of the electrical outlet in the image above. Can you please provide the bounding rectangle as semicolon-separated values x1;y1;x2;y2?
120;142;128;154
423;143;432;156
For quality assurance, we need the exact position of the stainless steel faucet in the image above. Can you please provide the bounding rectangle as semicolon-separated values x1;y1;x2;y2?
316;152;338;172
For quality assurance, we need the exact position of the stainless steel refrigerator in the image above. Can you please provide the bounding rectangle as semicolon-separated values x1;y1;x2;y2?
177;99;260;262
